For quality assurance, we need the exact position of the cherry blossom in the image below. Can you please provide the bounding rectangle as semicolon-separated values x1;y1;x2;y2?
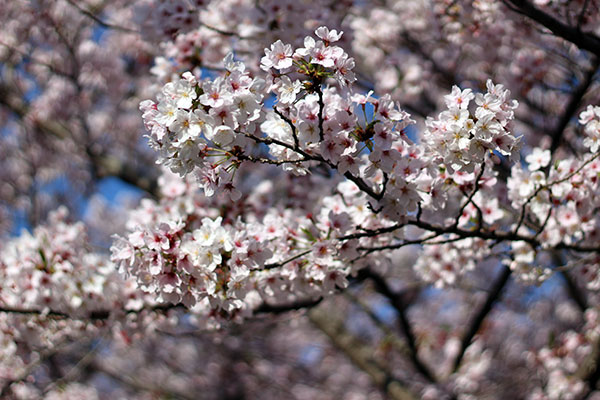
2;1;600;399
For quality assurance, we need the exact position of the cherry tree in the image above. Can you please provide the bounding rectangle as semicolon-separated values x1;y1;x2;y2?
1;0;600;398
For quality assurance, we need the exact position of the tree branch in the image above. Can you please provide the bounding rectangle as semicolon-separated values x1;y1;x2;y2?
90;360;197;400
577;338;600;397
64;0;138;33
358;269;437;383
0;298;328;322
309;309;419;400
344;291;412;358
452;265;512;372
503;0;600;57
560;270;588;312
549;57;599;154
254;297;324;314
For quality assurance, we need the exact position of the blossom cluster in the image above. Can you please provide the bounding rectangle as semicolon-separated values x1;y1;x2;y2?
527;308;600;400
137;27;600;295
5;0;600;397
112;214;272;314
0;208;150;392
423;82;520;174
0;207;144;317
142;27;419;218
414;239;491;287
580;105;600;153
140;59;264;193
505;136;600;285
111;170;359;324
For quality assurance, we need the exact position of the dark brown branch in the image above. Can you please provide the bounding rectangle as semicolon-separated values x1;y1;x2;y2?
356;232;445;256
0;298;325;321
255;297;324;314
503;0;600;57
409;218;600;254
64;0;138;33
0;306;70;319
578;339;600;397
341;211;600;255
344;291;412;357
339;223;404;241
560;270;588;312
263;249;312;269
454;161;486;229
0;304;181;321
90;360;197;400
452;265;512;372
309;309;418;400
242;132;383;200
200;22;253;39
549;57;599;154
274;107;299;148
358;269;436;383
316;85;325;142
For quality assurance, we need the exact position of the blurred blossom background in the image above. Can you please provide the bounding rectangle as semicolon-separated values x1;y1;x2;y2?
1;0;600;399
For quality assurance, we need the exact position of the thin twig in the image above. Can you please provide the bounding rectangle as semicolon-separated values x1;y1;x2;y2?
64;0;138;33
